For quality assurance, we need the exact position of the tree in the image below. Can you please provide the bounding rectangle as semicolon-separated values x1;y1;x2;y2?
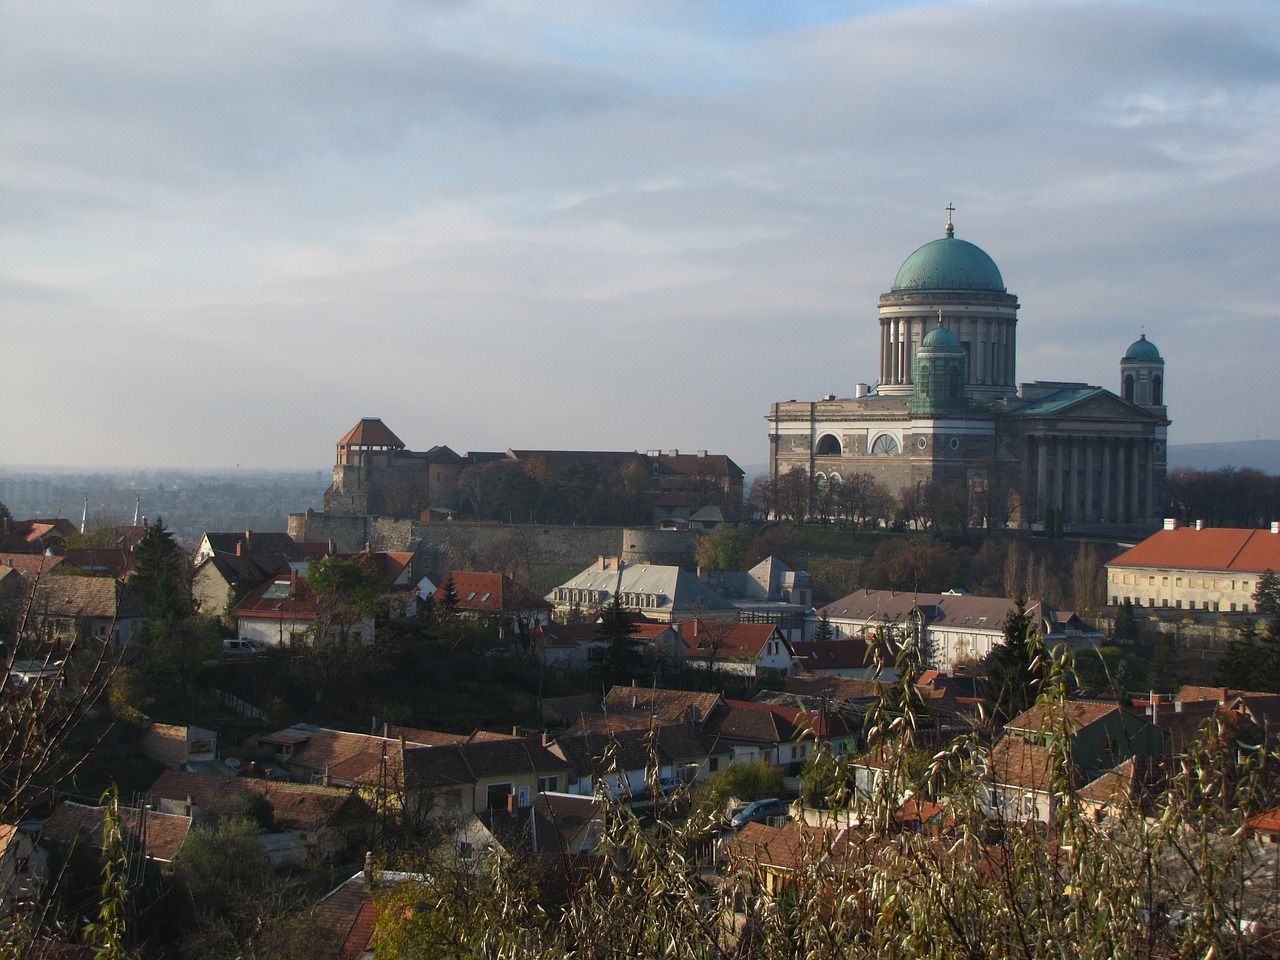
813;613;834;643
773;466;811;525
982;601;1045;723
1254;569;1280;618
308;555;380;642
127;518;192;623
693;525;749;573
597;594;641;688
1112;598;1138;642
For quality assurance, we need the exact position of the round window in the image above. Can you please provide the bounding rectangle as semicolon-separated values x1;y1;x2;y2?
1153;442;1163;454
917;436;928;450
949;437;960;450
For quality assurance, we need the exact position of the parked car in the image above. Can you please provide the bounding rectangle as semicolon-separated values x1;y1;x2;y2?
223;638;259;654
654;776;683;796
730;798;786;829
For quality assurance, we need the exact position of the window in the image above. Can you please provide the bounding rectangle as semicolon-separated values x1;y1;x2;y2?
518;786;531;808
467;592;477;601
815;434;842;456
988;788;1000;810
458;841;474;860
1023;794;1037;818
709;757;719;773
870;434;900;455
480;593;491;603
538;776;558;793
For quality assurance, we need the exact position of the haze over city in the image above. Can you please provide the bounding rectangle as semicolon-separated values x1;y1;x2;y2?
3;0;1279;470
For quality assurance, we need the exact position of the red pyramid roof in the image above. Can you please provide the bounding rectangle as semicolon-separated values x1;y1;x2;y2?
337;418;405;449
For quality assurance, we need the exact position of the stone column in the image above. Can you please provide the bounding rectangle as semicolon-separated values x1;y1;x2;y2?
1129;439;1141;522
1100;439;1112;523
1152;440;1162;522
1035;436;1047;517
1068;439;1080;523
1084;440;1095;523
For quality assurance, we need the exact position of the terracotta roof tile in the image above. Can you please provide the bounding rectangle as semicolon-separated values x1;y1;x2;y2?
336;417;405;449
435;571;551;614
1110;527;1280;573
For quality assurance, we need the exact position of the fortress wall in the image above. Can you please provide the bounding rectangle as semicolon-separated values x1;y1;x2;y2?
289;511;701;575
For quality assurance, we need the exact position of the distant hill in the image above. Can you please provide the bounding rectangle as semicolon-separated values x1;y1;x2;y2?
1168;439;1280;474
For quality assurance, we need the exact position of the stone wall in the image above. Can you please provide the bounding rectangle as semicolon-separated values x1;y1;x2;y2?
289;511;702;579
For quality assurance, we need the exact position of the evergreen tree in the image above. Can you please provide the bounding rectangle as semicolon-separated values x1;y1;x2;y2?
814;613;834;643
597;594;641;687
982;600;1045;723
1113;599;1138;642
1254;569;1280;618
127;518;191;623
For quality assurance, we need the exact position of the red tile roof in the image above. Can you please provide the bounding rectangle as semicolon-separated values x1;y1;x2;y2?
1005;701;1122;736
435;571;552;614
678;621;782;659
336;417;405;449
1110;526;1280;573
42;801;191;863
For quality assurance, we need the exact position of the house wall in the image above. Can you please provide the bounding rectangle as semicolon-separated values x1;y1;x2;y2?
1107;563;1262;614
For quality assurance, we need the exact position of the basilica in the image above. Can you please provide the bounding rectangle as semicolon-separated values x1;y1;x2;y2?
766;212;1169;531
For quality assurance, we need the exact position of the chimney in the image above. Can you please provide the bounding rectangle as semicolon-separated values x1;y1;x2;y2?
236;540;243;557
1195;520;1204;531
1272;522;1279;535
541;732;552;748
599;555;608;570
185;794;192;817
363;851;374;886
1150;691;1158;726
1163;518;1178;531
289;569;299;596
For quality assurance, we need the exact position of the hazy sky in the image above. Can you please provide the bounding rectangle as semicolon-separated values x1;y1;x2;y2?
3;0;1278;471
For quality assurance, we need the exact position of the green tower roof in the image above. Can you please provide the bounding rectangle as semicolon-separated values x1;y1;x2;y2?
1124;333;1162;361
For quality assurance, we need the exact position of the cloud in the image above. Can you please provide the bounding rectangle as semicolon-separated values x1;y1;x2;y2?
2;0;1278;468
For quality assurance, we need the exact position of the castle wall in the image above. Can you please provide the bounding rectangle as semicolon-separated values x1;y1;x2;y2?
288;512;701;575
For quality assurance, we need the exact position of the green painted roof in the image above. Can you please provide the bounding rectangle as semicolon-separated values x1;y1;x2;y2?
1124;333;1162;361
892;231;1005;293
921;325;963;351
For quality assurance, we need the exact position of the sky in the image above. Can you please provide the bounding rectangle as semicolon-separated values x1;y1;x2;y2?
3;0;1279;471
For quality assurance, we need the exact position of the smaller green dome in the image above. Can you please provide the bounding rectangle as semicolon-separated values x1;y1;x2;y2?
1124;333;1162;361
921;324;963;351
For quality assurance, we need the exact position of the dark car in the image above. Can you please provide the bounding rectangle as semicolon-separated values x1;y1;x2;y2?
730;798;786;829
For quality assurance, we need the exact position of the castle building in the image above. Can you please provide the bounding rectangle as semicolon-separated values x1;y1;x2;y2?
766;213;1170;530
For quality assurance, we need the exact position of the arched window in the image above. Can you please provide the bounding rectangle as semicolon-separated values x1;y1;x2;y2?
815;434;842;456
1152;374;1162;405
870;434;900;455
1123;374;1135;403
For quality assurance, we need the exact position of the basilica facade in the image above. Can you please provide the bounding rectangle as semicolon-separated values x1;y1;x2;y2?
766;214;1169;531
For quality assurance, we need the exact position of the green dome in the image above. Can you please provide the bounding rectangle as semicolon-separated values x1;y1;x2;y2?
1124;333;1162;361
921;324;963;351
892;231;1005;293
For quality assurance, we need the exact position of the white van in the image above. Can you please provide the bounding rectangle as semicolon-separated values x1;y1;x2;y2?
223;639;260;654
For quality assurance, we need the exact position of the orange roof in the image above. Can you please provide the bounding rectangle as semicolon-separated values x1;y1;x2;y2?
1109;526;1280;573
435;571;551;614
336;417;405;449
1006;700;1121;736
